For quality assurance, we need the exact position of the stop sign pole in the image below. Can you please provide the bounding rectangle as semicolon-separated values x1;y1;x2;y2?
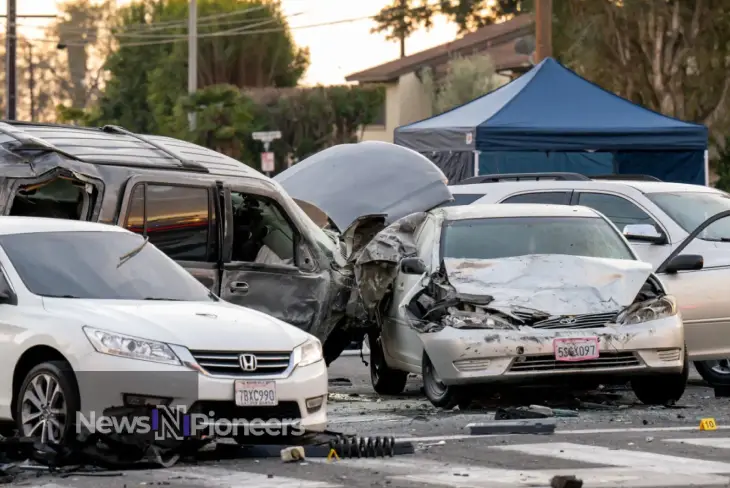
252;131;281;176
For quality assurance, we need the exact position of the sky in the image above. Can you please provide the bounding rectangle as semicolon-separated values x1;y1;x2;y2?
2;0;460;85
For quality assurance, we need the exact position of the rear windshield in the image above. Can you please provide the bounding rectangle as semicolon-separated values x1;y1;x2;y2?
441;216;635;261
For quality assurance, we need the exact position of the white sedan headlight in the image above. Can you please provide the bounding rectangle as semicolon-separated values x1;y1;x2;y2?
293;338;323;367
83;327;181;366
617;296;678;325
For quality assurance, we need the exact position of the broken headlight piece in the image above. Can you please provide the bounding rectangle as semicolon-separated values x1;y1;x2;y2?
446;308;516;329
617;295;678;325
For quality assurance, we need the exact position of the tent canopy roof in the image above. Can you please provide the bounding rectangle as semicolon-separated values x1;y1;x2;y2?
395;57;707;152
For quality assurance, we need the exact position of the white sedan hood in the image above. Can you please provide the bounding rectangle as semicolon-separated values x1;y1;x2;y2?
443;254;654;316
42;298;311;351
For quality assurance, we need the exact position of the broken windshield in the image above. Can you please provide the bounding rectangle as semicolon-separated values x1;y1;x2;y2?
0;231;214;301
647;191;730;241
441;216;635;261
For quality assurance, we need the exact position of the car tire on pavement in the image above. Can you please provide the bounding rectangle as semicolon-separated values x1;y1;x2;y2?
422;352;471;409
16;360;80;445
693;359;730;386
630;349;688;405
369;330;408;395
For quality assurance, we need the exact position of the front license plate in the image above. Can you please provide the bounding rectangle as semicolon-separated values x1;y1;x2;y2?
234;380;278;406
554;337;599;362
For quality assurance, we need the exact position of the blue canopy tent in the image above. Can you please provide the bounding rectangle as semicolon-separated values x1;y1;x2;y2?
394;58;709;185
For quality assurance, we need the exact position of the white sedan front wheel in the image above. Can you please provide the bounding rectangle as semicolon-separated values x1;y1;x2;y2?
16;361;79;445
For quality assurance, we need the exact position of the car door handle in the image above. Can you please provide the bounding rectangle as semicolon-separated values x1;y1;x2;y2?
229;281;249;294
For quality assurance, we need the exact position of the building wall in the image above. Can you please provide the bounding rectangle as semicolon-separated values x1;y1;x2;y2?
359;73;433;143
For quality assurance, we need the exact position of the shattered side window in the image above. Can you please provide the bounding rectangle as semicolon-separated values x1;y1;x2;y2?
230;192;297;266
9;176;90;220
441;216;635;261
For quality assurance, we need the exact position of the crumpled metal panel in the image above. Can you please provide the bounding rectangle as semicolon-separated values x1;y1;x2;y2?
347;212;428;322
443;254;654;315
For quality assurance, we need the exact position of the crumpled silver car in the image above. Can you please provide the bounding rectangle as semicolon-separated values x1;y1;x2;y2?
353;203;702;408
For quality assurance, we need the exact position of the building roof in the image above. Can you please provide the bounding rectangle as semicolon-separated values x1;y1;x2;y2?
345;14;534;83
0;121;264;179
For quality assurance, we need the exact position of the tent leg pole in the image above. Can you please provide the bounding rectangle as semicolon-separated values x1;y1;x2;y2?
473;150;480;177
705;150;710;186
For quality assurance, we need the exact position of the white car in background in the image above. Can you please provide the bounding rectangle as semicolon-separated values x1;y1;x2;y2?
448;173;730;386
0;217;326;444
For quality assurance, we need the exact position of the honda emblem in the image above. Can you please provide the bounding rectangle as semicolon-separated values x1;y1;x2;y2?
239;354;258;371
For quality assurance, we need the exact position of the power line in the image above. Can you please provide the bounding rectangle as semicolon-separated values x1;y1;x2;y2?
6;15;378;48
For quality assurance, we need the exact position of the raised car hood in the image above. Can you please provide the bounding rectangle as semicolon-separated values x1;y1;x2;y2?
274;141;452;232
443;254;654;316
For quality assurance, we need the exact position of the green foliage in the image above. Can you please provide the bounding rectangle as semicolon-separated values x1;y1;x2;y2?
253;84;386;165
371;0;434;57
371;0;527;54
421;54;505;114
89;0;309;134
172;85;256;161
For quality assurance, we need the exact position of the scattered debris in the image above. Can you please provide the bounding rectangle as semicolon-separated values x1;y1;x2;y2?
550;474;583;488
329;377;353;387
467;418;556;435
280;446;306;462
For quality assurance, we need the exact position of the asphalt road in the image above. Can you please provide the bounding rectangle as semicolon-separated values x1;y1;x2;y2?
9;356;730;488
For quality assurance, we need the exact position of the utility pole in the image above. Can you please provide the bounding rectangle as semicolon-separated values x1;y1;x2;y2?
26;42;35;120
187;0;197;130
535;0;553;63
2;5;56;120
5;0;17;120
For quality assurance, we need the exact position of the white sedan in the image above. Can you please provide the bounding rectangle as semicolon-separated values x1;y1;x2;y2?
0;217;327;444
360;204;699;408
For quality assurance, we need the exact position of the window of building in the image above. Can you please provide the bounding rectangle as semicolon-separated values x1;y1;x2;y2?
124;184;215;262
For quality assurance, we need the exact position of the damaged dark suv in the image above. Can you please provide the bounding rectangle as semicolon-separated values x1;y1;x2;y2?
0;121;452;363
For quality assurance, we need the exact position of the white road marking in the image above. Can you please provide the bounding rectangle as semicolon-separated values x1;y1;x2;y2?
493;442;730;474
308;457;730;487
664;437;730;449
143;466;340;487
401;425;730;443
328;415;407;424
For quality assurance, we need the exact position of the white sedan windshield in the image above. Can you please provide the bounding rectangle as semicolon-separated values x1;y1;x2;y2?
441;216;635;261
0;231;215;301
647;192;730;241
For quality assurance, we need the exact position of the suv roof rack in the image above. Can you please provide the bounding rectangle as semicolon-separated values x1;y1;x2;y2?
101;125;209;173
454;172;590;185
592;174;662;182
0;121;85;162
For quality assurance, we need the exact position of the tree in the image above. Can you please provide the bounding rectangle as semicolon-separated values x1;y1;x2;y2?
438;0;526;34
82;0;309;134
421;54;506;114
555;0;730;141
49;0;116;111
371;0;434;58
